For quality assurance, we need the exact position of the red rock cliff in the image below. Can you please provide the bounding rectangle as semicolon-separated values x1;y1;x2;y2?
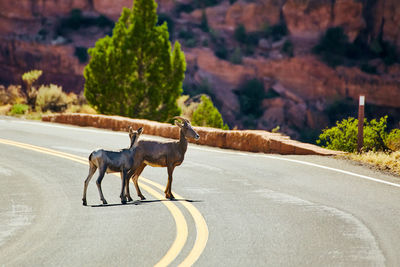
0;0;399;139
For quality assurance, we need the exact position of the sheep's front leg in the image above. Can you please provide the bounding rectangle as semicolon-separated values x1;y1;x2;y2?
165;165;175;200
96;166;108;205
120;170;128;204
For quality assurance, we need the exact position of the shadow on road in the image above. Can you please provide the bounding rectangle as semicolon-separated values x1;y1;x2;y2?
89;198;202;208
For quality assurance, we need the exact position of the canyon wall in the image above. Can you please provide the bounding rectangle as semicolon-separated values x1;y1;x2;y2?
0;0;399;139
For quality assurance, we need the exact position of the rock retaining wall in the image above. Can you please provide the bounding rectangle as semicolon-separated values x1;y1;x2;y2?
42;113;340;156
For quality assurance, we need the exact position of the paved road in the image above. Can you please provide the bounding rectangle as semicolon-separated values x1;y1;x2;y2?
1;116;400;266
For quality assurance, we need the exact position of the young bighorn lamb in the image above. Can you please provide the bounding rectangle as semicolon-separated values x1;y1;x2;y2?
126;116;199;200
82;127;143;206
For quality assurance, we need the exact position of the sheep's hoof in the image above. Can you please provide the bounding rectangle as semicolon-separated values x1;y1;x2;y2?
166;194;175;200
102;200;108;205
82;199;87;206
121;199;127;205
127;196;133;202
139;195;146;200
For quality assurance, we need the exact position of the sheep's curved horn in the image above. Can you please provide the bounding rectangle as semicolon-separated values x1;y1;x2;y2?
173;116;189;123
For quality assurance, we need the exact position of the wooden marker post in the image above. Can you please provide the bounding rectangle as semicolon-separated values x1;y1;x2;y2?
357;95;365;153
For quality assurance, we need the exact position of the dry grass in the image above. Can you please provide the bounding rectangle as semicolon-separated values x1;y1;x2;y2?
0;104;12;115
341;151;400;176
65;104;97;114
176;95;200;120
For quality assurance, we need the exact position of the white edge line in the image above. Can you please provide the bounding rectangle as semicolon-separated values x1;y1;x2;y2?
261;155;400;188
5;118;400;188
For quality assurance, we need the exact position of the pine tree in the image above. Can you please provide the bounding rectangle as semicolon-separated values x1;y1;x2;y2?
84;0;186;121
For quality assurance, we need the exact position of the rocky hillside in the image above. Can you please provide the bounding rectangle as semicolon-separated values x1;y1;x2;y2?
0;0;399;141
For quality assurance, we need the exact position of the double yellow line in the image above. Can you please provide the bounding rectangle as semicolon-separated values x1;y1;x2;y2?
0;138;208;266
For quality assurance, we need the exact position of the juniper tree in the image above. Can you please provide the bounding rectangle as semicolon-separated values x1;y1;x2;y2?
84;0;186;121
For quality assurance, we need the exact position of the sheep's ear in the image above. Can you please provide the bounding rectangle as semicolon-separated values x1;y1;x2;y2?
137;127;143;134
175;121;183;128
129;126;134;134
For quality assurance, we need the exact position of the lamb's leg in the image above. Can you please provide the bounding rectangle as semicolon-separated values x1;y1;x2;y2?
125;169;134;202
120;170;127;204
82;161;97;206
96;166;107;205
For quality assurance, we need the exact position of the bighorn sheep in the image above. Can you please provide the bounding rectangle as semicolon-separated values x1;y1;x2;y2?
127;116;199;200
82;127;143;206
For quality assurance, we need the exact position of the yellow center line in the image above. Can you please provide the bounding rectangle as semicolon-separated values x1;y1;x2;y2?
142;178;209;267
0;138;199;266
137;181;187;267
0;138;209;266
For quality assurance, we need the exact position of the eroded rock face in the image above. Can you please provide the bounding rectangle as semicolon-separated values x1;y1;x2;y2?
0;37;84;93
283;0;365;41
185;48;400;132
370;0;400;51
0;0;399;139
0;0;89;20
183;0;282;32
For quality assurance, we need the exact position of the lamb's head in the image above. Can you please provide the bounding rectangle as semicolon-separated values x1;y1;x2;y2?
128;126;143;148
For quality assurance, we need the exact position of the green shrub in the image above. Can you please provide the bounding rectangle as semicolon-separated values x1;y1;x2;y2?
369;39;383;55
192;95;229;130
234;78;265;118
313;27;399;68
74;47;88;63
22;69;43;109
234;24;247;44
96;15;114;28
9;104;29;115
246;32;259;46
281;40;294;57
0;85;25;105
63;9;83;30
234;24;259;46
313;27;350;67
316;116;390;152
360;63;377;74
193;0;222;8
35;84;68;112
178;28;197;47
175;0;222;15
386;129;400;151
200;10;209;32
215;45;228;59
229;47;243;64
243;44;255;56
178;29;195;40
381;40;398;65
263;23;288;41
313;27;348;55
57;9;114;36
174;3;194;14
265;88;280;98
185;38;197;48
369;38;398;65
270;23;288;41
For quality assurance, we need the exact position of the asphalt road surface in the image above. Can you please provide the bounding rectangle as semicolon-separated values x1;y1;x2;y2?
1;116;400;267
